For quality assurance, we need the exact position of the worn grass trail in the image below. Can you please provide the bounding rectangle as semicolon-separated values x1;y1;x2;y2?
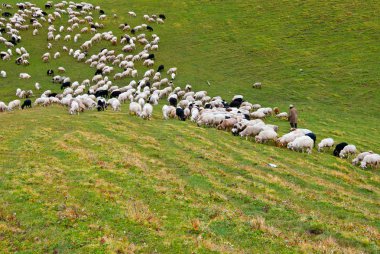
0;0;379;253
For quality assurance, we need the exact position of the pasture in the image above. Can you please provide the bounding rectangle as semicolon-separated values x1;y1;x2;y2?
0;0;379;253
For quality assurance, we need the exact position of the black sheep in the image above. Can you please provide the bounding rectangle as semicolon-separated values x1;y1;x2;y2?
176;107;186;121
159;14;166;20
97;99;107;111
41;11;48;16
21;99;32;109
47;69;54;76
333;142;348;157
48;93;58;97
15;57;23;65
2;12;12;17
157;64;164;72
110;90;121;98
95;90;108;98
229;98;244;108
147;53;155;60
169;97;177;107
45;3;52;8
94;69;103;76
305;133;317;146
99;10;105;15
147;25;153;32
61;82;71;90
131;29;136;34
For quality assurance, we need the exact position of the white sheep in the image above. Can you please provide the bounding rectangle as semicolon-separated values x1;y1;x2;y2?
69;100;80;115
252;82;262;89
108;98;121;111
239;125;263;140
129;102;141;115
162;105;176;119
19;73;31;79
7;100;21;110
0;101;8;112
276;112;288;119
35;82;40;90
360;154;380;169
255;129;278;144
0;70;6;78
140;103;153;119
317;138;335;152
287;136;314;154
339;145;357;158
352;151;373;166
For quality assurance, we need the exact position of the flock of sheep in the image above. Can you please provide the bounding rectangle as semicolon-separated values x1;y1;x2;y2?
0;1;379;170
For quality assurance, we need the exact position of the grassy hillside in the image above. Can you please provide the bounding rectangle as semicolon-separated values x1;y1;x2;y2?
0;0;379;253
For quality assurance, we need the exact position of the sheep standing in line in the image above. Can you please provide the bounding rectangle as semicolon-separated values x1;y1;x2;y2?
287;136;314;154
339;144;357;158
69;101;80;115
360;154;380;169
129;102;142;115
255;129;277;144
317;138;335;152
140;103;153;119
352;151;373;166
162;105;176;119
7;100;21;110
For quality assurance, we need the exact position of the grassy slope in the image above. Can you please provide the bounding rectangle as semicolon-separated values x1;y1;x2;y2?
0;0;379;253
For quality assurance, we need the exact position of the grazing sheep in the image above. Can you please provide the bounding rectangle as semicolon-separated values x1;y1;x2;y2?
69;100;80;115
239;125;263;140
21;99;32;109
0;101;8;112
140;103;153;119
305;132;316;147
352;151;373;166
0;70;6;78
58;67;66;73
287;136;314;154
162;105;176;119
108;98;121;111
339;145;357;158
35;82;40;90
333;142;348;157
360;154;380;169
252;82;262;89
176;107;186;121
276;112;288;119
255;129;277;144
7;100;21;111
217;118;238;131
317;138;335;152
129;102;142;115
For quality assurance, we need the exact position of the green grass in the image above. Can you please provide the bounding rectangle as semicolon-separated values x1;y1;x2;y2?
0;0;379;253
